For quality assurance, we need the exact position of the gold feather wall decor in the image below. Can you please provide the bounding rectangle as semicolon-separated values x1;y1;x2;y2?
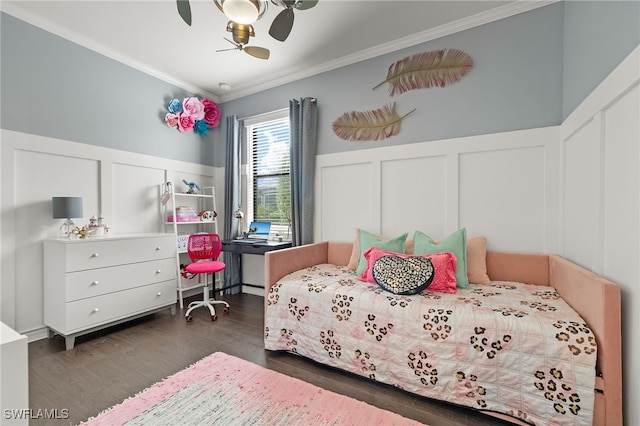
373;48;473;96
332;103;416;141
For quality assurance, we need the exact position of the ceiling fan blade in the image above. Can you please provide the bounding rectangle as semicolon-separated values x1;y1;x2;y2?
269;9;294;42
216;47;239;52
223;37;239;47
296;0;318;11
245;46;270;60
176;0;192;26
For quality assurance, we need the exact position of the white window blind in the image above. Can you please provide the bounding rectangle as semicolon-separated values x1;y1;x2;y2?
247;113;290;229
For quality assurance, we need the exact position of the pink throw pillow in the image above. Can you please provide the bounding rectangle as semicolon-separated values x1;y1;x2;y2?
358;247;457;294
467;236;491;285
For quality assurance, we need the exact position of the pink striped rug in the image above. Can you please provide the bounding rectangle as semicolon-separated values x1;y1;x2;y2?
82;352;425;425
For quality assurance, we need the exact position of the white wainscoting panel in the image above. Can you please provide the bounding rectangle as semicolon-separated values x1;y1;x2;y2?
459;146;547;253
0;130;219;338
14;150;100;333
380;155;448;238
316;127;559;252
319;162;375;242
602;83;639;286
601;82;639;426
111;163;166;234
560;45;639;425
561;118;603;269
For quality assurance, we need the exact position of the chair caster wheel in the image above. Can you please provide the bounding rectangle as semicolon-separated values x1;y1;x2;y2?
223;307;229;314
211;315;218;321
186;315;193;322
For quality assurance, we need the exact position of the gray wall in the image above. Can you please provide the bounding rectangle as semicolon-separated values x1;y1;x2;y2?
219;3;565;166
562;0;640;119
1;12;219;167
2;2;639;167
219;0;639;166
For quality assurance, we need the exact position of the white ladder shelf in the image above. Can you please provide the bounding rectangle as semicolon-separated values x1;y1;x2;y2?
160;182;219;309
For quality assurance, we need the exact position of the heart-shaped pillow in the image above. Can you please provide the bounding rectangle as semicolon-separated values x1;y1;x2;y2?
372;255;434;295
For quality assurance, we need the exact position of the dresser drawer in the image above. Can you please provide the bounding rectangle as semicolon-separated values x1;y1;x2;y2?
65;258;176;302
65;235;175;271
64;280;176;333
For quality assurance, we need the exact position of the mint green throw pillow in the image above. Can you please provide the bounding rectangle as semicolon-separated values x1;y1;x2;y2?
356;230;408;275
412;228;470;289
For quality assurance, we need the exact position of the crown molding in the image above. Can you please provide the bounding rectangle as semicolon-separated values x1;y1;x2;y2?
0;2;221;102
219;1;558;102
2;1;557;104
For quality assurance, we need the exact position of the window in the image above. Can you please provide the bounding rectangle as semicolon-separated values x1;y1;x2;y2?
245;110;290;235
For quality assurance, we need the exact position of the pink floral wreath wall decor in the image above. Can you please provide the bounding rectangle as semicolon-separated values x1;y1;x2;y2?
165;97;221;136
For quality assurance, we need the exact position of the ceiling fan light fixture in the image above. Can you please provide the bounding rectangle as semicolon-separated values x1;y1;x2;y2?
226;21;255;45
214;0;267;25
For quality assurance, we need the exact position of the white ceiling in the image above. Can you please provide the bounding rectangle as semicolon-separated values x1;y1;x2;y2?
1;1;551;102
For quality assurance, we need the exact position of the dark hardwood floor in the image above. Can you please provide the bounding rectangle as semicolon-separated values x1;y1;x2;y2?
29;293;513;426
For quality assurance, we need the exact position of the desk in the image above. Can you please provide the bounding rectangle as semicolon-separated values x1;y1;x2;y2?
221;240;292;292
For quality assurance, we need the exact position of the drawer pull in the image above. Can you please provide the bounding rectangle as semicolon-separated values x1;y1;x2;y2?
156;269;162;274
91;253;100;258
156;246;162;251
157;292;162;296
91;281;99;286
91;308;99;313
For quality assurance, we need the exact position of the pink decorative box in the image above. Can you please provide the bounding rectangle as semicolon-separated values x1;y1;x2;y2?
167;215;201;222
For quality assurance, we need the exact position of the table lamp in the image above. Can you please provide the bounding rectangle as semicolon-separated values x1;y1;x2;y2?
52;197;83;238
233;204;245;238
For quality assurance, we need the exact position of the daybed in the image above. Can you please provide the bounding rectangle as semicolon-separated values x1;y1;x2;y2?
264;239;622;426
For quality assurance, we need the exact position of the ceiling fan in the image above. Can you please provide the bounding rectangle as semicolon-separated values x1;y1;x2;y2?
216;22;270;60
269;0;319;42
176;0;319;42
176;0;269;27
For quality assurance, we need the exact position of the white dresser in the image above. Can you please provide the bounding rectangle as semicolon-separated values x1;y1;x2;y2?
44;233;177;350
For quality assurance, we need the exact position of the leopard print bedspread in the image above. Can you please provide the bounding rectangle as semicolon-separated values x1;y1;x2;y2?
264;264;597;425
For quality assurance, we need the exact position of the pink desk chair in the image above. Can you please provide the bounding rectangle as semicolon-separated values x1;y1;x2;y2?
184;233;230;322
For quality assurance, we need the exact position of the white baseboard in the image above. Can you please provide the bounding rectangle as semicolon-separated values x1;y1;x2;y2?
242;286;265;297
24;327;50;343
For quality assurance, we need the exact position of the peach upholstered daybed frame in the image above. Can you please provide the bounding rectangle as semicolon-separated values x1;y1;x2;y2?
264;242;623;426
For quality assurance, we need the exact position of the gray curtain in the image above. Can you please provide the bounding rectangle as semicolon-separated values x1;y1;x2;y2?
290;97;318;246
223;115;242;294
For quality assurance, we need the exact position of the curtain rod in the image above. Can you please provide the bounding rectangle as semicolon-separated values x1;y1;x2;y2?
238;98;316;121
238;107;287;122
